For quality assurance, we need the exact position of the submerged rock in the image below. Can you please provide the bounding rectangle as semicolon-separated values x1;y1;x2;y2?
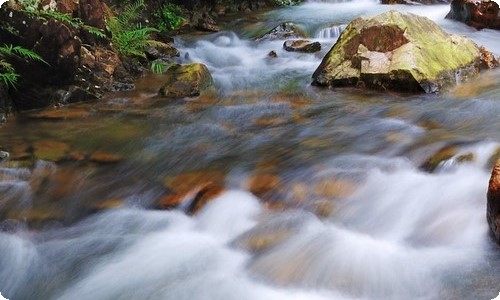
487;160;500;245
446;0;500;30
283;40;321;53
257;22;306;41
312;10;498;93
159;63;214;98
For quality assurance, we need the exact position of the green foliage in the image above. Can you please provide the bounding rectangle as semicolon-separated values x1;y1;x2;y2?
21;6;106;38
105;0;164;59
149;60;174;74
154;3;184;32
0;44;47;88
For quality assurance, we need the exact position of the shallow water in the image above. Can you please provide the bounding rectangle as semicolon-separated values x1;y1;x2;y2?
1;1;500;299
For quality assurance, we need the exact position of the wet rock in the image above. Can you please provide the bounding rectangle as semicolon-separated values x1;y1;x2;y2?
159;181;225;214
91;198;125;211
446;0;500;30
7;207;64;228
0;151;9;161
27;107;92;120
160;171;226;214
487;160;500;245
487;147;500;169
420;145;475;172
159;63;214;98
246;173;282;197
268;50;278;58
312;11;498;93
313;179;356;198
33;140;70;162
89;151;123;164
313;199;336;218
257;22;306;41
283;40;321;53
233;212;313;253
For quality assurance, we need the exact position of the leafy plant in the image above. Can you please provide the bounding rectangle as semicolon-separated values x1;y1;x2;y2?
149;60;174;74
154;3;184;32
0;44;47;88
105;0;164;58
23;9;106;38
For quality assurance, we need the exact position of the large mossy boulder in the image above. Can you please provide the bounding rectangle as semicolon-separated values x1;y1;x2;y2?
488;161;500;245
312;10;498;93
159;63;214;98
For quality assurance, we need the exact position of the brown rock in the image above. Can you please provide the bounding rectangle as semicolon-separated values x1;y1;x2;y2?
487;160;500;245
313;179;356;198
246;173;282;196
159;174;225;214
27;108;91;120
420;145;475;172
163;171;225;194
79;0;106;30
89;151;123;164
446;0;500;30
56;0;77;14
159;63;214;98
283;40;321;53
312;11;497;94
33;140;70;162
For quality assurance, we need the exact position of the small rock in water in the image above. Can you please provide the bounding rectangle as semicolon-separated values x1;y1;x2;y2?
283;40;321;53
89;151;123;164
33;140;70;162
257;22;306;41
268;50;278;58
159;63;214;98
0;150;10;161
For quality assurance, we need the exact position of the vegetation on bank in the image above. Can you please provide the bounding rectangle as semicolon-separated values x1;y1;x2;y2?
0;44;46;87
0;0;304;114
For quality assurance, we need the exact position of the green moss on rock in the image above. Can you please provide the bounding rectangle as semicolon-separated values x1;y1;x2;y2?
159;63;214;98
312;10;497;93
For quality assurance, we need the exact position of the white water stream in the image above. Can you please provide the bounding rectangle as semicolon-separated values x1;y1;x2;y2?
1;0;500;299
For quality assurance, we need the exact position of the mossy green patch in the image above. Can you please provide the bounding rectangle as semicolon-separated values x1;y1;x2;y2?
313;10;488;93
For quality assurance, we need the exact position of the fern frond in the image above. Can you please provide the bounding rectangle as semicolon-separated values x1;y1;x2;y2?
0;60;15;72
82;25;107;38
0;44;13;56
12;46;48;64
120;0;145;28
150;60;174;74
0;71;19;88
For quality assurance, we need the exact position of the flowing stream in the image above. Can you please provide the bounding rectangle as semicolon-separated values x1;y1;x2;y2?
1;1;500;299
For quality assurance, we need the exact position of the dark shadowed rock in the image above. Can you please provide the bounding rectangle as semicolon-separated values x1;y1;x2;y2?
159;63;214;98
283;40;321;53
487;160;500;245
312;10;498;93
446;0;500;30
